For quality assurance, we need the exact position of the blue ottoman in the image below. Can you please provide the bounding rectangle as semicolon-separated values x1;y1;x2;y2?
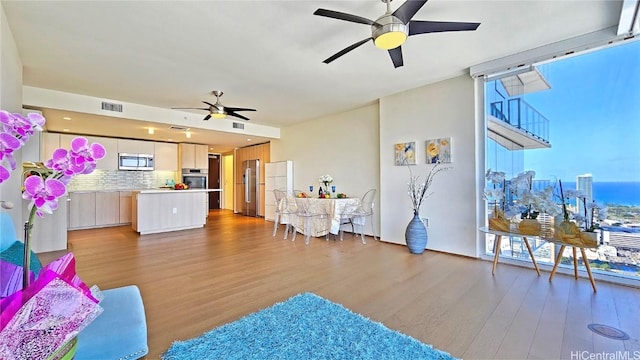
75;285;148;360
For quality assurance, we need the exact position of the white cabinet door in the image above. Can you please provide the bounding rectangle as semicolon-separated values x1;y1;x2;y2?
95;192;120;226
154;142;178;171
59;134;75;150
41;132;60;161
195;144;209;169
88;136;118;170
119;191;133;224
69;192;96;229
180;144;196;169
117;138;154;154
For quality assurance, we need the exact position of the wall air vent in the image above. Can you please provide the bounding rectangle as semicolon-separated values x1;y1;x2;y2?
169;125;189;131
232;122;245;130
101;102;123;112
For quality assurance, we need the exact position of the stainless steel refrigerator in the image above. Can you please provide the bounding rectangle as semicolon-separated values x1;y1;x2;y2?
242;159;260;217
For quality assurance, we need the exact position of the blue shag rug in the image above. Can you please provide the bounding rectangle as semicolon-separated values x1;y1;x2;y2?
162;292;456;360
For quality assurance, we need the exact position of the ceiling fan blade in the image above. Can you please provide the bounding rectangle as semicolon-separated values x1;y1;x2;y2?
202;101;216;107
323;37;372;64
203;114;211;121
224;107;256;112
388;47;404;68
314;9;379;26
227;112;250;121
172;107;209;111
392;0;429;24
408;20;480;35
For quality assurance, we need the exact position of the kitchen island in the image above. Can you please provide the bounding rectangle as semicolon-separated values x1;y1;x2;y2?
131;189;221;235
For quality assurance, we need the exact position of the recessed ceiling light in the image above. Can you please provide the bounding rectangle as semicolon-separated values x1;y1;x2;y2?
247;138;252;142
63;117;71;120
62;129;70;132
185;131;191;138
167;138;173;142
148;128;154;135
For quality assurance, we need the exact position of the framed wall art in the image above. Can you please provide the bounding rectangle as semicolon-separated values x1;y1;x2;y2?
425;137;452;164
394;142;416;165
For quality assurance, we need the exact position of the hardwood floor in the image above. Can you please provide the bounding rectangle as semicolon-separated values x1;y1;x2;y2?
40;210;640;359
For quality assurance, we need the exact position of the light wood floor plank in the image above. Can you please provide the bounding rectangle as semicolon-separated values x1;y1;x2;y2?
34;210;639;359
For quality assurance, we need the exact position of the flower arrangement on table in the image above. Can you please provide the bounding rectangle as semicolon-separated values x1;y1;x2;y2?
484;169;510;232
509;170;560;235
319;174;333;192
554;179;605;247
0;109;106;358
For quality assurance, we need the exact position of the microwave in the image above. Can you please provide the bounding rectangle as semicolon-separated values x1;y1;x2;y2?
118;153;154;171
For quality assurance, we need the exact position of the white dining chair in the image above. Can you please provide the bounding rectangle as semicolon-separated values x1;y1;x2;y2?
292;198;330;245
272;189;296;239
344;189;377;244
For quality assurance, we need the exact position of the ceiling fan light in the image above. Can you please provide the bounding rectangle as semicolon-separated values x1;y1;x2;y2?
374;31;407;50
211;112;226;119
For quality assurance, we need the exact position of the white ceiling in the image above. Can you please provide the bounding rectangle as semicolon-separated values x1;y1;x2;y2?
2;0;623;152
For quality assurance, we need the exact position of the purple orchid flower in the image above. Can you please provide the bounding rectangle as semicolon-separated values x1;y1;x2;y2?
21;175;66;217
0;132;21;173
45;148;75;177
0;111;40;143
69;137;106;174
0;165;10;183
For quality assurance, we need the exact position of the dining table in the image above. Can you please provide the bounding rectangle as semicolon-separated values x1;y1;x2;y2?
282;196;362;238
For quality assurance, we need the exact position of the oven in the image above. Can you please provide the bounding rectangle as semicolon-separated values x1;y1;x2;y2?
182;169;207;189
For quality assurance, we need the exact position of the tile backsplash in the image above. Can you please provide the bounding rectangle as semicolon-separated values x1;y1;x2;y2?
66;170;178;191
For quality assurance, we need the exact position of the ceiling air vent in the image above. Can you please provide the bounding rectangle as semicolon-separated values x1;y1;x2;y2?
233;122;244;130
101;101;123;112
169;125;189;131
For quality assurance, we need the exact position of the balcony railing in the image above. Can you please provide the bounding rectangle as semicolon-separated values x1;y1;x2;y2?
490;98;550;144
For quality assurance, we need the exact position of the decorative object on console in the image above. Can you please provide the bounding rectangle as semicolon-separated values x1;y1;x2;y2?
554;179;601;248
404;161;450;254
484;169;510;232
425;137;452;164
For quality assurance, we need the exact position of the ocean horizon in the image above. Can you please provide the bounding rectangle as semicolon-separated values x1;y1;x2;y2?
561;181;640;207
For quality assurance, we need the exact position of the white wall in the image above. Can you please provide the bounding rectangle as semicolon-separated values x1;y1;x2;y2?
0;3;25;234
379;75;478;257
270;104;380;237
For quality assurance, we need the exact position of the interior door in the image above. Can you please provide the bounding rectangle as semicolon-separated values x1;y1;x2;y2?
208;155;220;209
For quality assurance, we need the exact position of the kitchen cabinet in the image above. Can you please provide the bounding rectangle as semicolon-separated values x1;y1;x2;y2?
119;191;133;224
179;143;208;169
264;161;293;221
95;192;120;226
69;192;97;229
41;132;60;161
117;138;154;155
88;136;118;170
21;195;68;253
69;191;131;229
154;142;178;171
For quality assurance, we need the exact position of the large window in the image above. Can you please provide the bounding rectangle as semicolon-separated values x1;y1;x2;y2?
484;39;640;282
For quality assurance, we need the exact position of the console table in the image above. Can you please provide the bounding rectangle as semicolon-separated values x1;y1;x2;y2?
479;227;598;292
479;227;541;276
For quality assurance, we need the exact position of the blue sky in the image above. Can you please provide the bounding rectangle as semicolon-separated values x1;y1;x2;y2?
521;39;640;182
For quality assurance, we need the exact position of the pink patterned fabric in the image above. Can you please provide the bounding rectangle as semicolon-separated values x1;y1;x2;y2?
0;278;103;359
0;253;103;359
0;260;34;298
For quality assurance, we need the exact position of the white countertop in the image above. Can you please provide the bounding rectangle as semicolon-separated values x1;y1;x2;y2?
133;188;222;194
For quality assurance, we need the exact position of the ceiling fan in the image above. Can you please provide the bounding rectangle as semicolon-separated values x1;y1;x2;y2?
172;90;256;121
313;0;480;68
